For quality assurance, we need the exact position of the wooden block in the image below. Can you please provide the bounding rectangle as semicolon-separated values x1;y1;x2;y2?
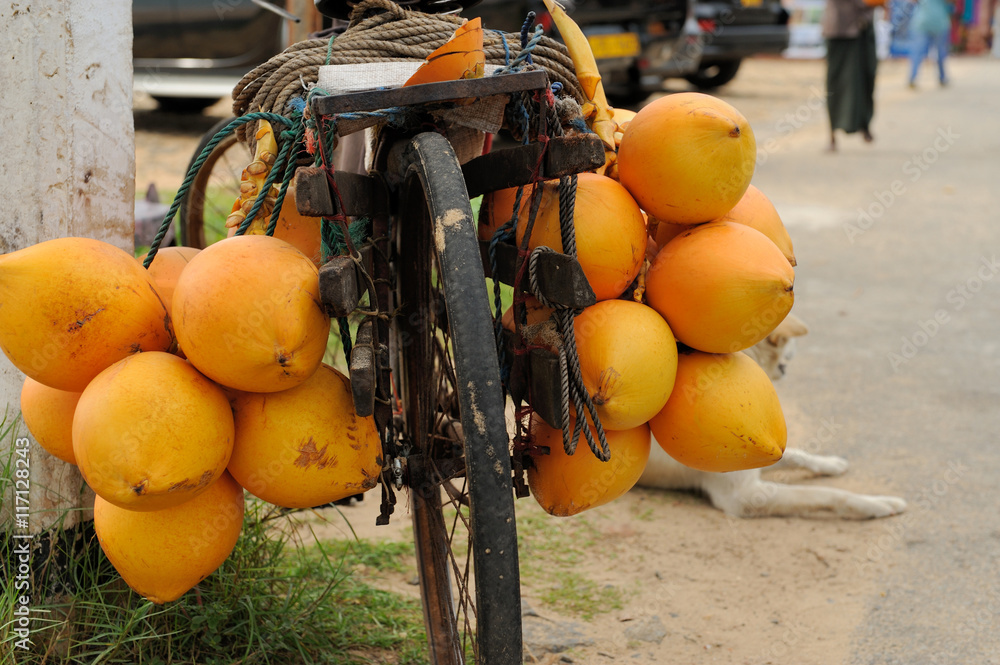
319;255;361;318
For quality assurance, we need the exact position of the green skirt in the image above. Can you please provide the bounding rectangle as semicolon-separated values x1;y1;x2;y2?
826;24;877;134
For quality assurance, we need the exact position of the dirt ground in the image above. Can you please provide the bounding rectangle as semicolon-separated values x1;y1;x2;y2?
134;54;994;664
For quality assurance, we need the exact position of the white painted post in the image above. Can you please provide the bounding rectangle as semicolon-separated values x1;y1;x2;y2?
0;0;134;532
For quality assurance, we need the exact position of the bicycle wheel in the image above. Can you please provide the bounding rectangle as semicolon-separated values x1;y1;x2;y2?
390;131;522;664
177;116;251;248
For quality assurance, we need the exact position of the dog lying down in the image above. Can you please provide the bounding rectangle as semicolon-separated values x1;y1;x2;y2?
636;314;907;519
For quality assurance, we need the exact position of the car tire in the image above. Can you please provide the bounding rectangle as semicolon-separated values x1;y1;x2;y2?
152;96;221;114
685;59;743;89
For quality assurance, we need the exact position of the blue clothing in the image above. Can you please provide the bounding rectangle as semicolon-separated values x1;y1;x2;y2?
909;28;950;83
908;0;951;84
912;0;952;36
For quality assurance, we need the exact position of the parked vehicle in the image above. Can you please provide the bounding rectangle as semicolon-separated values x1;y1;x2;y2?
464;0;703;106
685;0;790;88
134;0;699;113
133;0;291;112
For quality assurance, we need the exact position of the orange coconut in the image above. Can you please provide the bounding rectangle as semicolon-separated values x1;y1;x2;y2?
648;350;786;472
138;246;201;318
650;217;699;249
715;184;796;266
172;235;330;393
228;364;382;509
20;377;82;465
94;471;244;604
0;237;174;391
645;222;794;354
73;352;235;511
528;415;650;516
481;173;647;300
573;299;678;430
617;92;756;225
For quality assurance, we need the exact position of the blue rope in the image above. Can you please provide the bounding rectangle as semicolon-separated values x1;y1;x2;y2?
489;184;528;387
519;12;537;65
491;29;511;66
495;24;545;76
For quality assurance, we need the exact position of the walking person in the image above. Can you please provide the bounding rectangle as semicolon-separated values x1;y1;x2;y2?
823;0;879;151
908;0;953;87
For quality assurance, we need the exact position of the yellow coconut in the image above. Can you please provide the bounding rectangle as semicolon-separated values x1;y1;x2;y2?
617;92;756;225
648;350;786;472
94;471;244;604
172;235;331;393
716;184;796;266
228;364;381;509
138;246;201;318
645;221;794;353
481;173;647;301
573;299;678;430
0;237;174;391
19;377;82;465
528;415;650;516
73;352;234;511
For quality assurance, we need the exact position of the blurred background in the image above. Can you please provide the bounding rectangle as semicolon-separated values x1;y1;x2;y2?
133;0;999;223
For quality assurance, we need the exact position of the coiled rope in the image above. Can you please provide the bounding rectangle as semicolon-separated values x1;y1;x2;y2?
231;0;585;148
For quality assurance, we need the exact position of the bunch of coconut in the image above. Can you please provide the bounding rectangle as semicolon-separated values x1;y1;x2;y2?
480;92;797;515
3;234;379;604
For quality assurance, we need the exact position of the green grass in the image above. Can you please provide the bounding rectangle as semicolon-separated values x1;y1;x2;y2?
516;506;625;620
539;572;623;621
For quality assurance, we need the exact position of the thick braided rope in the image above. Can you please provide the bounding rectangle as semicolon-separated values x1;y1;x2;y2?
232;0;584;147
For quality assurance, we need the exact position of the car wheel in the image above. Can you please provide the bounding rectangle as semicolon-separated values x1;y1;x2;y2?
152;96;221;114
685;59;743;89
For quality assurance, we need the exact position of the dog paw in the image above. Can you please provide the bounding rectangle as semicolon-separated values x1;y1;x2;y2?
864;495;907;518
812;455;850;476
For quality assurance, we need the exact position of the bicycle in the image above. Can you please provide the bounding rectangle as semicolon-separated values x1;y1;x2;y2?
165;3;606;662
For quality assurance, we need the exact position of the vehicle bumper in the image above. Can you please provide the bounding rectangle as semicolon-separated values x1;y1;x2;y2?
641;29;705;80
133;69;247;100
699;25;790;62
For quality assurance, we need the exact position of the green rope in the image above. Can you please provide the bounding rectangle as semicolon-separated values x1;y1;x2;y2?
143;112;296;269
265;123;307;237
235;124;297;237
321;217;371;262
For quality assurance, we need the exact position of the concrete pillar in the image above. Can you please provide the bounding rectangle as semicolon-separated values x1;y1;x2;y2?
0;0;134;532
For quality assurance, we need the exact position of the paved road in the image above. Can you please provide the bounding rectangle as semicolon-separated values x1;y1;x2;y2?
699;55;1000;664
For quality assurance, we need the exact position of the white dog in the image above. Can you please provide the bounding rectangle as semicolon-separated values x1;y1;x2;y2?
636;315;907;519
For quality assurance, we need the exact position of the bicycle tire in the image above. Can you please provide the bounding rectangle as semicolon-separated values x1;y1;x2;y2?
177;116;251;248
390;131;522;664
